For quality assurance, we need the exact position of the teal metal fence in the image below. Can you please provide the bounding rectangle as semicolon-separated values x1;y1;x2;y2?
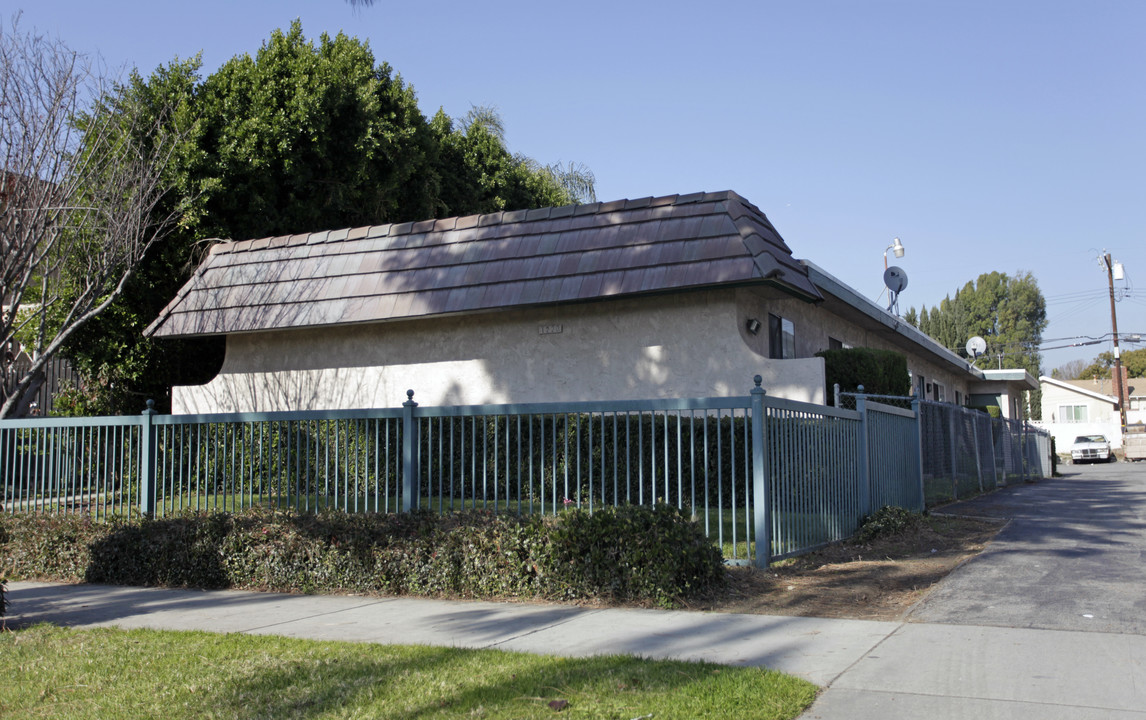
3;378;932;567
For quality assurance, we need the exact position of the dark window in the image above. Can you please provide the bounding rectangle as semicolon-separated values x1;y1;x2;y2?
828;337;843;351
768;314;795;359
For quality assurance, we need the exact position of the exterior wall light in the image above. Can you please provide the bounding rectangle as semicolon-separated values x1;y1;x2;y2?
746;318;762;335
884;237;905;268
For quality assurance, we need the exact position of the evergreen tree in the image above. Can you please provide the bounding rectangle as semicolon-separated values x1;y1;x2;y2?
61;22;595;414
906;271;1047;417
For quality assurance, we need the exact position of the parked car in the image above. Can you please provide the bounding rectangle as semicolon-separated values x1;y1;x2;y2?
1070;435;1114;464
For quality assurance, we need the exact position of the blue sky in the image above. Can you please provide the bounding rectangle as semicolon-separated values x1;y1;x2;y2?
9;0;1144;373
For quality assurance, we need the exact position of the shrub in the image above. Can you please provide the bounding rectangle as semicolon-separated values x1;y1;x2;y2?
853;506;922;544
1;505;726;608
817;347;911;401
541;504;726;607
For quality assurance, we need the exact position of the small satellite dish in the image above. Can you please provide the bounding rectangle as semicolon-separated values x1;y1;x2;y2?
966;336;987;359
883;266;909;294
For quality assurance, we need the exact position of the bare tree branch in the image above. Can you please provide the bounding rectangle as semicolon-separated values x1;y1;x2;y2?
1;15;182;417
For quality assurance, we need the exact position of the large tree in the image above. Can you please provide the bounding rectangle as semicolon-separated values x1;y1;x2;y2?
60;22;595;415
907;271;1047;416
1;17;183;418
1076;348;1146;380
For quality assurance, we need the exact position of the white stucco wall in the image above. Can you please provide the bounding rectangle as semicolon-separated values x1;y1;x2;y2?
172;289;827;414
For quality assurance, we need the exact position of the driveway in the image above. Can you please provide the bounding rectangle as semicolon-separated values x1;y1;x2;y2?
804;462;1146;718
911;461;1146;633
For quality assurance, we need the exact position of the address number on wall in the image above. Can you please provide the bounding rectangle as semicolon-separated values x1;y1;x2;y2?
538;324;563;335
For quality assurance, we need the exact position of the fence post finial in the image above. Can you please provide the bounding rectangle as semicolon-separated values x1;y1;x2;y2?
857;384;865;395
753;374;765;392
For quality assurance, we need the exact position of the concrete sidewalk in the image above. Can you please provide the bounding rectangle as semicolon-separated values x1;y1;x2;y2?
4;580;894;688
7;580;1146;719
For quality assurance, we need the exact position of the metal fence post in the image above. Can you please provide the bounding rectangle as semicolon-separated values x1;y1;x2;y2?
1021;421;1029;482
140;399;158;517
750;375;771;568
402;389;420;512
912;394;925;511
855;387;872;517
968;408;984;493
948;405;959;501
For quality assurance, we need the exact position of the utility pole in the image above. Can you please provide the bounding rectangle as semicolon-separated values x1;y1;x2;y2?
1104;253;1128;431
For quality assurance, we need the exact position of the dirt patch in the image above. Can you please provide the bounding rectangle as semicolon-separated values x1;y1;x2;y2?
687;514;1003;621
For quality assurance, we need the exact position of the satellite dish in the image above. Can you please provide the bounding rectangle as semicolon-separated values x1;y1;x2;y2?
966;336;987;359
883;266;909;294
883;266;908;315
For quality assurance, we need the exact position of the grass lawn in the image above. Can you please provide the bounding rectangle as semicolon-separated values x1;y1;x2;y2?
1;625;817;720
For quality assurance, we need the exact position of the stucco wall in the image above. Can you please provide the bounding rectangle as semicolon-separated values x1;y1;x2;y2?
744;289;972;402
172;290;827;414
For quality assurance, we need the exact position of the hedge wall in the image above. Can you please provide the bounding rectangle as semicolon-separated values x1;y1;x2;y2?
816;347;911;400
0;505;726;609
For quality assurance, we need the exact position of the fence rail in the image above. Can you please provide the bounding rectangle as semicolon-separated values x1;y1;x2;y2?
4;379;1051;567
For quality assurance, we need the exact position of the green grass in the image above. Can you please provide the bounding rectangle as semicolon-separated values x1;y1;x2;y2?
1;625;817;720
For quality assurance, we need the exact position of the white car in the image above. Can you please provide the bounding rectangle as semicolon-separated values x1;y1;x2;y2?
1070;435;1114;464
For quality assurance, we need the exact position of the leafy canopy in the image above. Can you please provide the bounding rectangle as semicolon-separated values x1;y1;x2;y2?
905;271;1047;416
1076;348;1146;380
61;21;595;414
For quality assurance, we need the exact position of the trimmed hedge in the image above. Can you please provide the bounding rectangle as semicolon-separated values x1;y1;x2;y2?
0;505;725;609
817;347;911;400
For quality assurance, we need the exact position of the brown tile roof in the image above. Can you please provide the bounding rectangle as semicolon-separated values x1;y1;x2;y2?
145;190;823;338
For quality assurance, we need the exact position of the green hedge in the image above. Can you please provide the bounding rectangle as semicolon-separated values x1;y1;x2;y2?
0;505;725;609
817;347;911;400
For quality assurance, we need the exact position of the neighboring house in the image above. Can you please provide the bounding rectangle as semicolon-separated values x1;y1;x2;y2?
146;190;1034;415
1037;374;1143;450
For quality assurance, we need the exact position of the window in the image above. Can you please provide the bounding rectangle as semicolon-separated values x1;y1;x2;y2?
1058;405;1088;423
768;314;795;359
828;336;844;351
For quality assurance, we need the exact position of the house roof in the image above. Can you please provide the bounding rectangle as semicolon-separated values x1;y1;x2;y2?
980;369;1039;391
1039;376;1116;404
146;191;824;338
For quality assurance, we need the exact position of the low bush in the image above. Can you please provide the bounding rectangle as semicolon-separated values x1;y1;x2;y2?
0;504;725;608
853;505;923;544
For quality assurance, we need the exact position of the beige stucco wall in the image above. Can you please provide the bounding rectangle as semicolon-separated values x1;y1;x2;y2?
746;289;972;402
172;289;827;414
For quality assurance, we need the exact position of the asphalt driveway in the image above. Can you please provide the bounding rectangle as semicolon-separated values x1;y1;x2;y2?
911;461;1146;633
